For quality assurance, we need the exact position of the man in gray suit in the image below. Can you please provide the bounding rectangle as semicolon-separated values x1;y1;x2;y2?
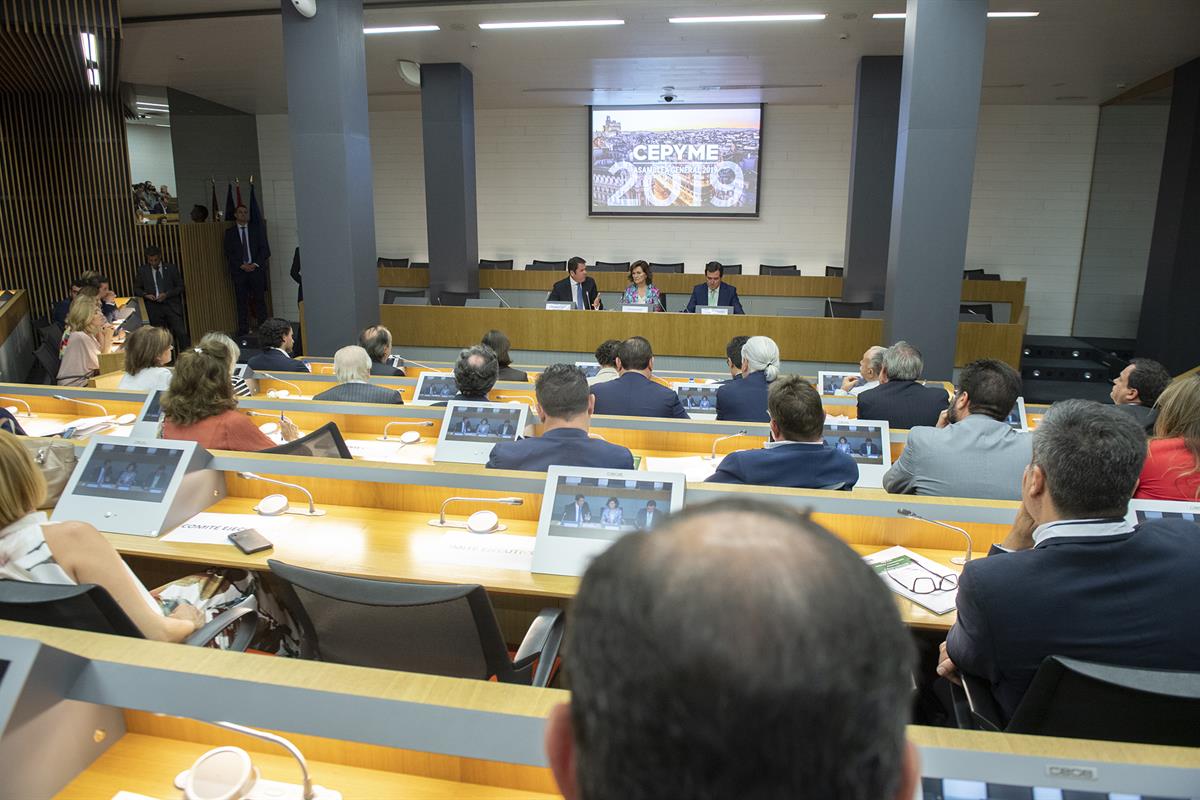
883;359;1030;500
313;346;403;405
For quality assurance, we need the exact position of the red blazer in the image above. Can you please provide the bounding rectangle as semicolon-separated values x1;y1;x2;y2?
1135;437;1200;501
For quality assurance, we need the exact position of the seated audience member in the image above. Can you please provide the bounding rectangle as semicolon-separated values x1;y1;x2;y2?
591;337;689;419
706;376;858;489
635;500;660;530
723;335;750;380
837;345;886;396
1136;375;1200;500
57;296;113;386
92;273;118;322
247;318;309;373
51;275;88;328
546;499;917;800
482;329;528;382
438;344;498;404
548;257;602;310
940;400;1200;720
0;430;202;642
134;245;189;350
199;332;251;397
487;364;634;471
1111;357;1171;435
359;325;404;376
622;260;663;311
588;339;620;386
716;335;779;423
857;341;949;429
883;359;1031;500
0;407;25;435
162;341;300;450
313;346;403;405
685;261;745;314
118;326;174;391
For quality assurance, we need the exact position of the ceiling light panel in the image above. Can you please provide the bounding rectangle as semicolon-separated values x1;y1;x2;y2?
669;14;827;24
873;11;1039;19
363;25;440;34
479;20;625;30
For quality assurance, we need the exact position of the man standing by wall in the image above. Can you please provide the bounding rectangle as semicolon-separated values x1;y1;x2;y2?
223;204;270;337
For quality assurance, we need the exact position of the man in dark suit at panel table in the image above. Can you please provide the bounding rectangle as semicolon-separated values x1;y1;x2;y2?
685;261;744;314
134;245;189;350
591;337;689;420
856;341;949;430
547;257;603;310
487;363;635;472
223;203;270;336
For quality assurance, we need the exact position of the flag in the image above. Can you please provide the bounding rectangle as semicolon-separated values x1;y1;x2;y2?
210;181;219;220
248;181;271;262
235;179;243;208
224;183;235;221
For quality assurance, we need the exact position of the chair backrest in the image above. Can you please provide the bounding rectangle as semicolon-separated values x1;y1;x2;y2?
377;257;410;269
760;264;798;275
826;300;874;319
464;298;502;308
383;289;427;305
39;321;63;348
825;265;844;277
719;264;742;275
267;559;526;682
962;268;985;278
1006;656;1200;747
528;260;566;271
977;272;1001;280
35;340;61;384
479;259;514;270
649;262;684;273
261;421;353;459
409;262;429;269
434;290;474;307
0;581;144;638
593;261;630;272
959;303;994;322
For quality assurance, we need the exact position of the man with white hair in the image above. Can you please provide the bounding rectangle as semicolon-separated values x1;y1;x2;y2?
837;345;886;396
856;341;949;429
313;346;403;405
715;335;779;423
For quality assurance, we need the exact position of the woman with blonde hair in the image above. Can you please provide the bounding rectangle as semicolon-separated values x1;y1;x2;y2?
715;335;780;423
0;430;202;641
161;340;299;450
1136;375;1200;500
57;294;113;386
118;326;173;391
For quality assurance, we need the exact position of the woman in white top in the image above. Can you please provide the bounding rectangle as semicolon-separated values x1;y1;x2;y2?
57;295;113;387
0;430;201;642
117;325;173;391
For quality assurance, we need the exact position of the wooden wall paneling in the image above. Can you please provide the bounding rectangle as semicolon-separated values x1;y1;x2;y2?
180;221;236;340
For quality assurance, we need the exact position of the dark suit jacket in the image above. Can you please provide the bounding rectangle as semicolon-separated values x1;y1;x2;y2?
54;296;115;326
685;282;744;314
0;407;25;436
547;276;603;310
591;372;689;419
561;500;592;523
247;349;309;374
498;365;529;382
856;380;948;430
705;443;859;489
313;382;403;405
370;361;404;377
290;247;303;303
134;263;185;315
946;518;1200;721
635;507;663;530
223;224;271;278
1117;402;1158;435
716;370;769;422
486;427;634;471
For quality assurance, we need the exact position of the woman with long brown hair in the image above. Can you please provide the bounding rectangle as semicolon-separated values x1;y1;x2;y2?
118;325;173;391
1135;375;1200;500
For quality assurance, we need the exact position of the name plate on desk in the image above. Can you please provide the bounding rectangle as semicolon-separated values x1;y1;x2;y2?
544;301;574;311
620;304;650;313
699;305;733;315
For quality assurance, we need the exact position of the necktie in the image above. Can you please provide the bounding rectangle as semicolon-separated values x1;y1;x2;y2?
152;268;160;297
241;227;250;263
575;282;583;310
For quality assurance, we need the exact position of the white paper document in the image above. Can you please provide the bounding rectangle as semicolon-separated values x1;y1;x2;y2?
863;545;958;615
432;532;535;572
643;455;720;483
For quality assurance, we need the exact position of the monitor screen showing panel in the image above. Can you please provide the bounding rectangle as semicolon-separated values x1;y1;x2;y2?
1125;499;1200;527
919;777;1190;800
412;372;458;405
1004;397;1029;431
70;444;182;503
138;389;165;424
532;465;686;576
674;382;719;416
823;418;891;488
574;362;601;378
817;371;860;395
434;401;528;464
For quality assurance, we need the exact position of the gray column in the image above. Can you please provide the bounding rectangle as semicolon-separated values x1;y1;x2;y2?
882;0;987;380
843;56;902;306
1136;57;1200;374
421;63;479;305
280;0;377;355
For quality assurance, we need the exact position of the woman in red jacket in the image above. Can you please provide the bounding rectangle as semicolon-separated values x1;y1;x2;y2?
1135;375;1200;501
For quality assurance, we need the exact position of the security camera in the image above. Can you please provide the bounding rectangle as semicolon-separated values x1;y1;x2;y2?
661;91;677;103
290;0;316;18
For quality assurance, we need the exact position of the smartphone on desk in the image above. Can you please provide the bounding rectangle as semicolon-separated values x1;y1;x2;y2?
228;528;273;555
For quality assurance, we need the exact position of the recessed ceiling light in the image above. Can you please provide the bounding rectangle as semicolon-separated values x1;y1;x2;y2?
872;13;907;19
479;20;625;30
363;25;440;34
669;14;827;24
873;11;1039;19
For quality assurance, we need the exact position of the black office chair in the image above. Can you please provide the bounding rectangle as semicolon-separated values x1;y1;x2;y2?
0;581;258;650
649;262;684;273
528;260;566;271
261;421;353;459
434;290;474;306
383;288;427;305
959;303;994;322
478;259;514;270
760;265;798;276
825;266;845;278
955;656;1200;747
593;261;630;272
35;340;61;384
719;264;742;275
409;262;429;269
978;272;1002;280
962;268;985;278
267;559;564;686
826;300;874;319
39;321;63;348
377;257;410;269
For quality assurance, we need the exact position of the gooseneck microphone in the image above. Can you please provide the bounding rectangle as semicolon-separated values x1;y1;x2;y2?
897;508;974;565
708;430;749;461
255;372;302;396
53;395;109;417
489;287;513;308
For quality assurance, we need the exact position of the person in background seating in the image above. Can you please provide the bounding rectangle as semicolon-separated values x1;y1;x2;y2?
483;329;528;382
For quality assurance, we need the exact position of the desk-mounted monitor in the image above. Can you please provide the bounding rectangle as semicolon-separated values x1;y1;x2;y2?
574;362;601;378
130;389;166;438
822;418;891;489
1125;499;1200;528
411;372;457;406
52;435;224;537
434;401;528;464
1004;397;1029;431
817;371;860;396
532;465;686;576
672;382;719;417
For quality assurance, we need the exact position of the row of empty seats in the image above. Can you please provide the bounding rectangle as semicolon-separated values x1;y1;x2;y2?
380;260;1002;281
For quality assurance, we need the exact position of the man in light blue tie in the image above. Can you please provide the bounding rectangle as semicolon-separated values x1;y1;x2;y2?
549;257;603;310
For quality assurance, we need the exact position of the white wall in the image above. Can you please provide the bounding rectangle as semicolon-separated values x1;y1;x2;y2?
126;123;177;192
257;104;1099;335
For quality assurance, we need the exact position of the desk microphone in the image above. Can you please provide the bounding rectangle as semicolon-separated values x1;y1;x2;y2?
897;508;974;565
379;419;434;441
397;357;448;372
489;287;513;308
708;429;748;461
0;396;32;416
256;372;302;397
655;295;668;313
239;471;325;517
53;394;109;417
429;496;523;533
